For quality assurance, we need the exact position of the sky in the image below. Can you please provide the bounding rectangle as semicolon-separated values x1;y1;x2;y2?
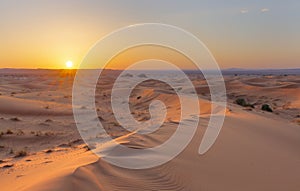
0;0;299;69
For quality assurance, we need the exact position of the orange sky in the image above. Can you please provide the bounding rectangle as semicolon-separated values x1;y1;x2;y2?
105;46;196;70
0;1;299;69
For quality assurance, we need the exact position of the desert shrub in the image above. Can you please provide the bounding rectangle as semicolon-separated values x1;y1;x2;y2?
83;145;91;151
16;130;25;136
261;104;273;112
45;119;53;123
111;121;120;126
35;131;43;136
236;98;247;106
6;129;13;135
10;117;21;121
14;150;28;158
2;164;14;168
235;98;254;108
45;149;53;153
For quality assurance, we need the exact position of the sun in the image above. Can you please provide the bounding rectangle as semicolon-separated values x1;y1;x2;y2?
65;61;73;68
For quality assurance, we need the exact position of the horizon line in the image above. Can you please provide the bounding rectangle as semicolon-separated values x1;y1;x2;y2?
0;67;299;71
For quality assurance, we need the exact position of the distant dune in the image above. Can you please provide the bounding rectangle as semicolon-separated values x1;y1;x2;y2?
222;68;300;75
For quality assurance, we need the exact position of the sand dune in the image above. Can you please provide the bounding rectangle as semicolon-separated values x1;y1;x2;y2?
0;70;299;191
22;107;300;191
0;96;72;116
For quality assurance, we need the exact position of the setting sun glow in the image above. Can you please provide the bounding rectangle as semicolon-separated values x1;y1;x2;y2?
66;61;73;68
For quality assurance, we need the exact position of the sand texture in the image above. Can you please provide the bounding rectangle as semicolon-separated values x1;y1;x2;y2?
0;69;299;191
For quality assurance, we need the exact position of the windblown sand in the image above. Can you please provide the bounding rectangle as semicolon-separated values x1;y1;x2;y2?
0;69;299;191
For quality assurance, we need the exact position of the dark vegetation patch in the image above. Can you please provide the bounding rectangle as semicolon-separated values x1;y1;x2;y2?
261;104;273;112
235;98;254;108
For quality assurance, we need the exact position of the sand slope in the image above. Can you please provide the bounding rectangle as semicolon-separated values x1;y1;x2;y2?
0;70;299;191
24;107;300;191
